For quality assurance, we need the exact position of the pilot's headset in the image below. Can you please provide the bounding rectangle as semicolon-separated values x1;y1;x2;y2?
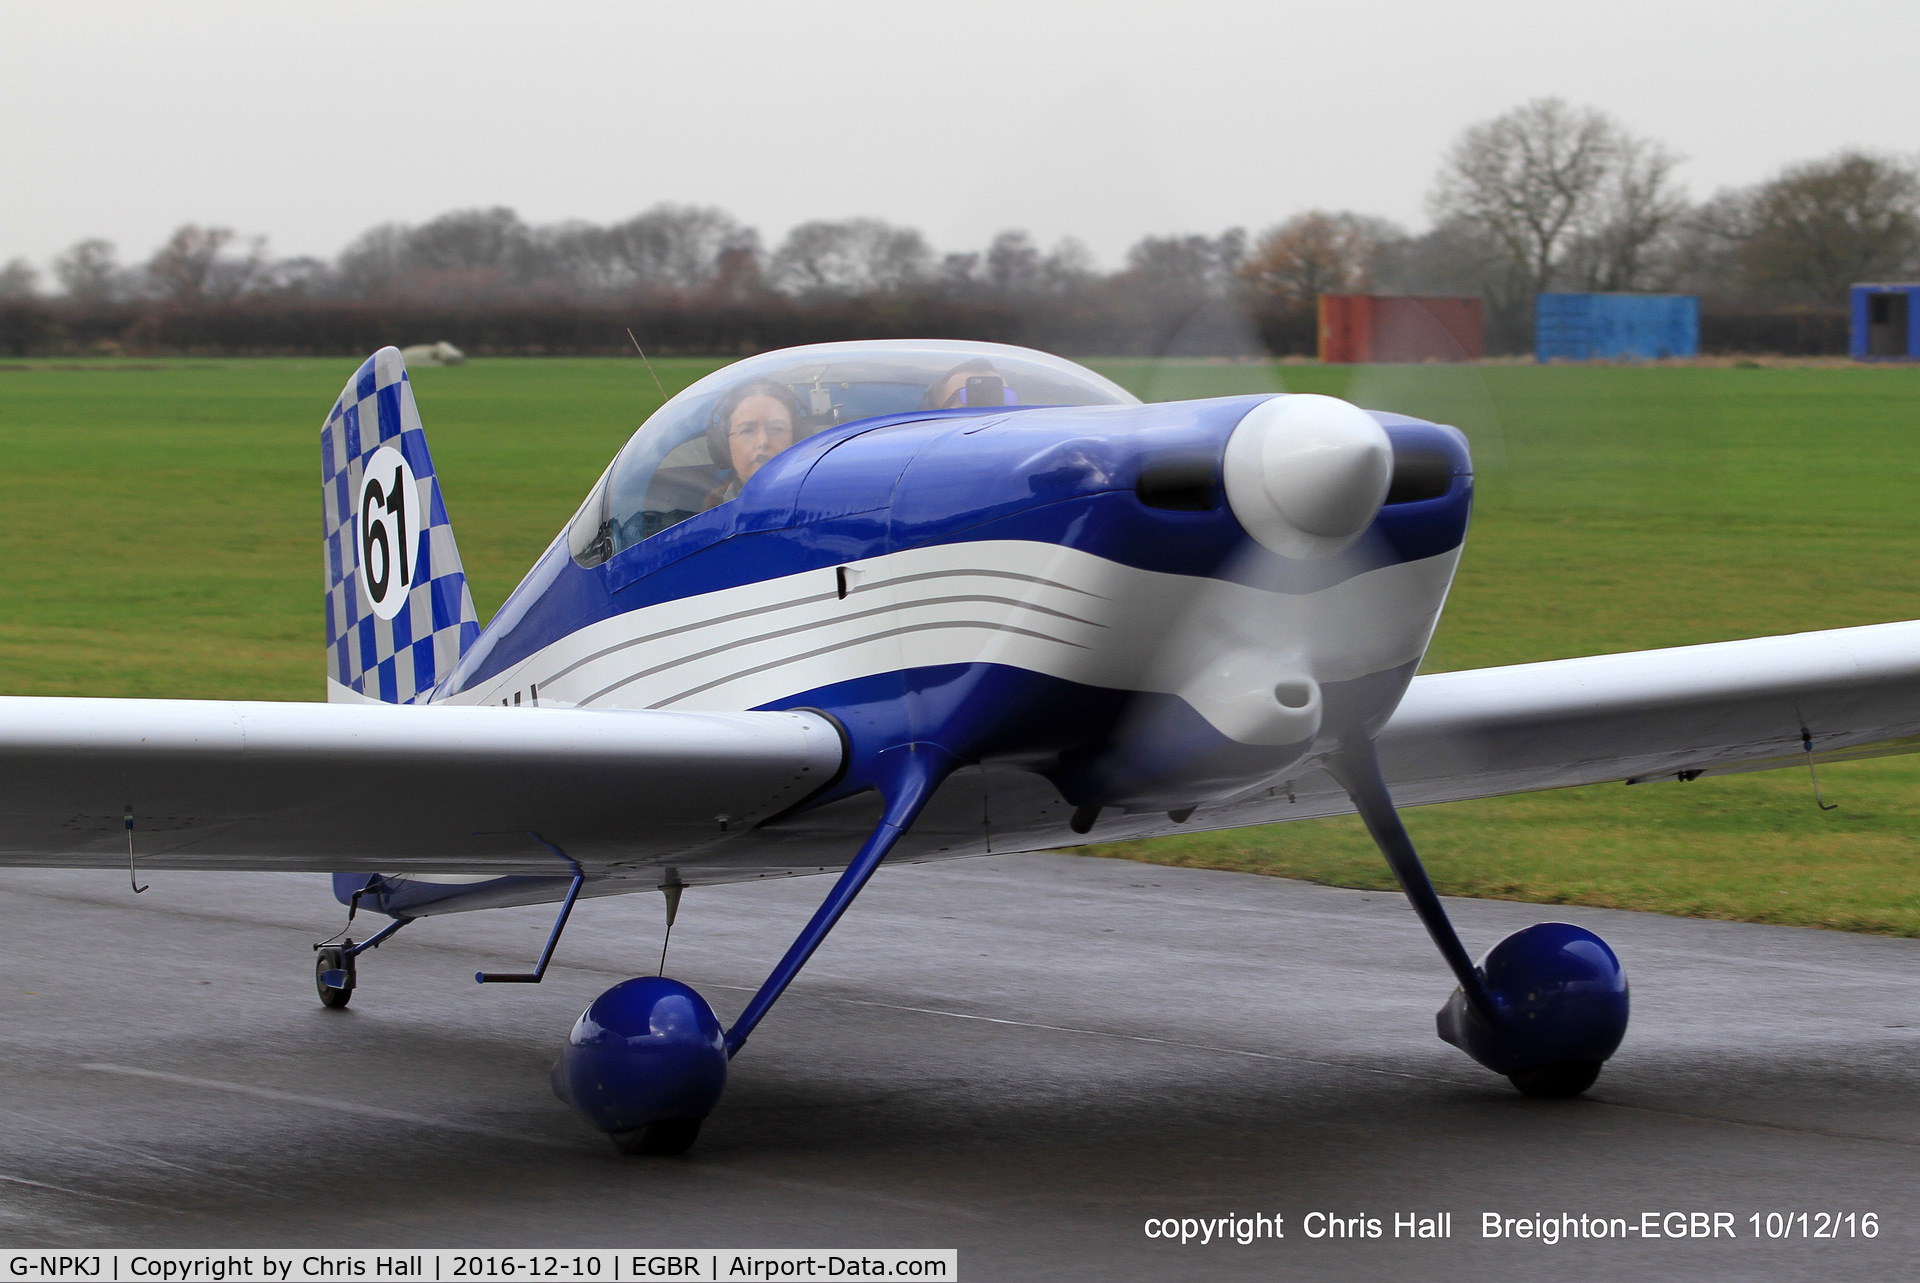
705;379;811;475
920;359;1020;410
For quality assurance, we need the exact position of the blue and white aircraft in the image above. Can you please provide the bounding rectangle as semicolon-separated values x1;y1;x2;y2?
6;339;1920;1154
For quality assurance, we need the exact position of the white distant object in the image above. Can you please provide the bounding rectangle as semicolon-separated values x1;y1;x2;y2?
399;341;465;366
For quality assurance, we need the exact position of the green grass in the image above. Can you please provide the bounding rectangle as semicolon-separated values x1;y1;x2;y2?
0;357;724;697
2;356;1917;934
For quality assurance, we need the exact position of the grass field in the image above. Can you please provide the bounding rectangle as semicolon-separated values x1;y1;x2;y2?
2;355;1918;935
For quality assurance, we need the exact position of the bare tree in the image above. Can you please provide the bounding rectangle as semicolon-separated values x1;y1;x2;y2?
145;225;232;302
331;209;536;300
985;230;1042;293
768;219;932;296
1663;188;1750;300
1239;210;1405;304
405;207;529;272
709;233;765;298
54;239;121;302
1038;238;1097;293
250;256;336;298
145;225;266;303
940;232;1097;297
0;258;39;299
536;220;613;293
1121;230;1246;300
1431;99;1625;297
336;224;411;298
1562;137;1690;291
938;251;982;291
597;204;753;291
1729;151;1920;303
1429;99;1695;346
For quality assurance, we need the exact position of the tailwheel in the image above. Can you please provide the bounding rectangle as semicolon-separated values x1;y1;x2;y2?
1508;1061;1602;1098
315;944;355;1009
611;1118;702;1156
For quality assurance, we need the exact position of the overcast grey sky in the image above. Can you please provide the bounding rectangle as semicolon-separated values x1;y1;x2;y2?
2;0;1915;274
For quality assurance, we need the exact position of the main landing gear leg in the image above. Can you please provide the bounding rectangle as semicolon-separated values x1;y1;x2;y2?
1328;741;1628;1097
722;746;958;1059
552;744;960;1154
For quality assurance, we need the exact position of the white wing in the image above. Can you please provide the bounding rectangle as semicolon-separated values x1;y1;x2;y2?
1380;619;1920;799
1200;619;1920;827
0;699;842;877
8;620;1919;878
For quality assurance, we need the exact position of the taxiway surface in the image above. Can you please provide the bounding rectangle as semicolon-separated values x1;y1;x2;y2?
1;854;1915;1279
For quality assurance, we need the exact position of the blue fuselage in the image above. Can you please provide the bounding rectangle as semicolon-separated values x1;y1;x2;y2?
439;396;1472;821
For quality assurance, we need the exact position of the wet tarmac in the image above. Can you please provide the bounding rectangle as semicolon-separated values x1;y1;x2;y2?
1;853;1915;1279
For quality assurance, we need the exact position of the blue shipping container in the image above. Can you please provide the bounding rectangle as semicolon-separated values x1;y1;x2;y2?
1535;293;1700;361
1850;284;1920;360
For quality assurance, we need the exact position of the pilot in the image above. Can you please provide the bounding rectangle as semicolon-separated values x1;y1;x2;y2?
703;379;806;508
921;358;1017;411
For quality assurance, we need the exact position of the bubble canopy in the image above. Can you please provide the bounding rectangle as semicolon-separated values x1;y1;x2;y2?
569;341;1139;566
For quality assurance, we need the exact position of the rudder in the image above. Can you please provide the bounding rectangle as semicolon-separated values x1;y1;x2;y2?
321;347;480;703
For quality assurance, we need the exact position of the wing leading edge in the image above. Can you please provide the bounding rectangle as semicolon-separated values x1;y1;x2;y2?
1196;618;1920;829
0;699;843;876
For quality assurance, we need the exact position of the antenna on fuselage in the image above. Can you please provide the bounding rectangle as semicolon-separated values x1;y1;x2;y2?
625;328;669;405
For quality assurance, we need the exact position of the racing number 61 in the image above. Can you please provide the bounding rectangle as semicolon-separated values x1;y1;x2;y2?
357;444;423;622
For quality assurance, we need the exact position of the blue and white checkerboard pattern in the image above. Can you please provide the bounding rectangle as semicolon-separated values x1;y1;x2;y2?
321;347;481;704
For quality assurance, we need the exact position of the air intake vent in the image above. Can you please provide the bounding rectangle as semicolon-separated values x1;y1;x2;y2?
1385;450;1453;505
1136;459;1217;511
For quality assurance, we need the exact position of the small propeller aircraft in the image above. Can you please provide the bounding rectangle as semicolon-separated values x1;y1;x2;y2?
6;340;1919;1155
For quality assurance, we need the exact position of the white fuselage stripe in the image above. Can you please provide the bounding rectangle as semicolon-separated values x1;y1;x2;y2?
449;540;1459;746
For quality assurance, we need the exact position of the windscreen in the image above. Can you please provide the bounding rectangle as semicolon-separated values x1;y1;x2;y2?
569;340;1138;565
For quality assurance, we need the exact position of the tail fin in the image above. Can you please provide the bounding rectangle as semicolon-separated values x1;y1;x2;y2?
321;347;481;704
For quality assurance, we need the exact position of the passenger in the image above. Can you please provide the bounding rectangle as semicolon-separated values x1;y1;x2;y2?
702;379;806;508
921;358;1016;410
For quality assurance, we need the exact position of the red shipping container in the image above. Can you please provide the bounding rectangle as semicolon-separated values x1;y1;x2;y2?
1318;295;1485;363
